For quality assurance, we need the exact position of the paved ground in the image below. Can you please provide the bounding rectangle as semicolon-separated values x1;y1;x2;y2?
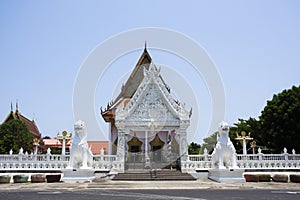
1;189;300;200
0;179;300;199
0;178;299;191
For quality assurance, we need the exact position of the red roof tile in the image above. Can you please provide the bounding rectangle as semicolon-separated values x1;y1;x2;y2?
87;141;109;155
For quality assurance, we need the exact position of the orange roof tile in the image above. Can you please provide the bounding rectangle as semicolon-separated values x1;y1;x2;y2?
87;141;109;155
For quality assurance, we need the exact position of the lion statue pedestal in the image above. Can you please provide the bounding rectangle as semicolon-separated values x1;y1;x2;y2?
208;121;245;183
61;120;95;183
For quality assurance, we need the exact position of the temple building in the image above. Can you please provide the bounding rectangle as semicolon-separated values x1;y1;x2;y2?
3;103;44;151
101;47;191;172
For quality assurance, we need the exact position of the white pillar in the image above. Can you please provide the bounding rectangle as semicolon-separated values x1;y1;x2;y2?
145;130;150;166
108;122;112;155
145;130;148;154
34;144;39;155
242;138;247;155
62;138;66;156
116;130;126;162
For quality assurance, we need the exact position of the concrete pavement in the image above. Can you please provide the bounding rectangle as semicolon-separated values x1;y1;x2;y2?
0;178;299;191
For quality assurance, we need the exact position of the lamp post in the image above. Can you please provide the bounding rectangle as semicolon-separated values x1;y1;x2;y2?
57;131;72;156
235;131;253;155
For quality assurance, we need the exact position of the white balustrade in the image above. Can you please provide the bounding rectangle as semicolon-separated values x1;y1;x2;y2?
0;148;299;173
0;153;117;171
184;149;300;173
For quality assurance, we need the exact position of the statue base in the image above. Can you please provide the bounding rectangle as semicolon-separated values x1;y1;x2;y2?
61;168;95;183
208;168;245;183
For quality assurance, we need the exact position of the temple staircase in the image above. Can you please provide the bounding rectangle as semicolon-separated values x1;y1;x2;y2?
112;169;196;181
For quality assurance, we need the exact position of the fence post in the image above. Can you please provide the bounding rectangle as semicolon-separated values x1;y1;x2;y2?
47;148;51;162
204;148;208;161
258;148;263;161
283;147;288;161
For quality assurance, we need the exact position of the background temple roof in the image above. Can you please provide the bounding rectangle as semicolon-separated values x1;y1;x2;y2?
4;106;41;139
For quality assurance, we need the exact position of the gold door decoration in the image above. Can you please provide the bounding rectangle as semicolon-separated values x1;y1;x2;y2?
150;134;165;151
127;135;143;152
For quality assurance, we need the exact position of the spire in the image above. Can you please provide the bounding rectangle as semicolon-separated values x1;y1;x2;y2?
11;102;13;111
144;41;147;51
16;100;19;112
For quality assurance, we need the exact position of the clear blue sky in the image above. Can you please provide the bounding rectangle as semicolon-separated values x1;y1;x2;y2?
0;1;299;143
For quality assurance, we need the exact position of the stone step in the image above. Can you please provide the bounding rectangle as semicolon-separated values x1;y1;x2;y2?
112;170;196;181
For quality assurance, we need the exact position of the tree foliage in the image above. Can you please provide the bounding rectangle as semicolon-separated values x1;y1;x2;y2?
259;85;300;153
229;118;261;154
188;142;201;155
199;132;218;154
0;119;33;154
230;85;300;153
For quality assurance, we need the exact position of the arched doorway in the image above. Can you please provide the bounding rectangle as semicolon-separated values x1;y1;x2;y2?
150;134;165;162
127;135;143;163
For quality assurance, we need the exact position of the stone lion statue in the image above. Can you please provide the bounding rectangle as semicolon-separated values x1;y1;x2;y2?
211;121;237;169
68;120;93;169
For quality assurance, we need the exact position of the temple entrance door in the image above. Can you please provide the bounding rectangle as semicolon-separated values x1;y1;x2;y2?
126;135;143;171
150;134;165;165
152;145;162;162
130;145;139;153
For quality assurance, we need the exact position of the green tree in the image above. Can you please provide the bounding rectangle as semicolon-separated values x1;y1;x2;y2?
188;142;201;155
259;85;300;153
0;119;33;154
230;118;261;153
199;132;218;154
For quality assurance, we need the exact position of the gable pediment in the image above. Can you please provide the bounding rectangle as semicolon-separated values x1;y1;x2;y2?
126;83;180;124
115;63;190;128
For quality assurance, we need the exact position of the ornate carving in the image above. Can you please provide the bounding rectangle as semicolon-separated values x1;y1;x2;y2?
128;83;177;123
116;63;191;122
116;131;126;161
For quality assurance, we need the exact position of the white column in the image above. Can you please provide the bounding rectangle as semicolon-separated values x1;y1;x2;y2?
145;130;148;154
242;138;247;155
116;130;126;162
62;138;66;156
34;144;39;155
178;131;188;161
108;122;112;155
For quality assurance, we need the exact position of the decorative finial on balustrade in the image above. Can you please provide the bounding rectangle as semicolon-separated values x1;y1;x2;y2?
283;147;287;154
258;147;262;154
19;147;24;155
292;149;296;155
100;148;105;155
47;147;51;155
203;148;208;155
9;149;13;155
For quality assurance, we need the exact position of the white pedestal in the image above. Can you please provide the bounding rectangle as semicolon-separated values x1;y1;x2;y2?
208;168;245;183
61;168;95;183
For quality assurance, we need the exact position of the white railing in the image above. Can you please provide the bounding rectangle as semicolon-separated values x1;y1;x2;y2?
236;153;300;169
0;153;117;171
184;149;300;173
1;148;299;173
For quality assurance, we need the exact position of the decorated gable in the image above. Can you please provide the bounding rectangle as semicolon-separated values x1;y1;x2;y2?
116;63;190;128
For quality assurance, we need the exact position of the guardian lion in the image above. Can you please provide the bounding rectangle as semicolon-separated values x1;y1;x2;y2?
68;120;93;169
211;121;237;169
